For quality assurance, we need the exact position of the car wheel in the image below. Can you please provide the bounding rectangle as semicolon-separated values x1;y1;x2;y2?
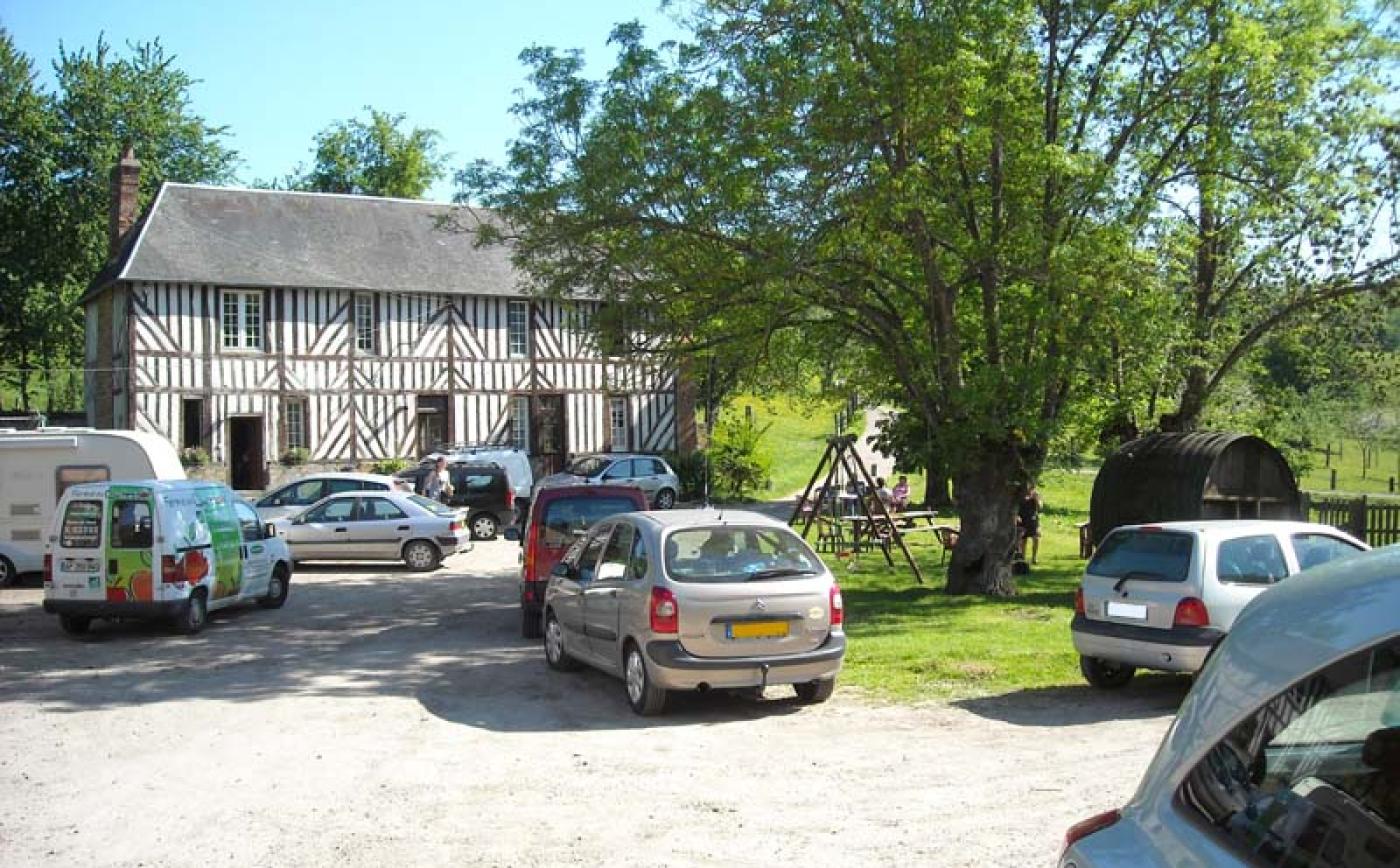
794;678;836;704
173;591;208;636
258;564;290;609
469;513;499;541
1080;655;1136;689
521;605;543;639
543;612;581;671
0;555;16;588
403;539;442;572
624;643;668;716
653;488;676;510
59;614;92;636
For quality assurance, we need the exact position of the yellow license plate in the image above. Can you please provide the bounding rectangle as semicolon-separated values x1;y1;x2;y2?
729;620;789;639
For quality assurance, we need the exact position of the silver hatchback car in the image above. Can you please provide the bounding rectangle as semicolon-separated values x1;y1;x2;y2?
535;454;682;509
1061;546;1400;867
1072;520;1367;688
541;509;846;715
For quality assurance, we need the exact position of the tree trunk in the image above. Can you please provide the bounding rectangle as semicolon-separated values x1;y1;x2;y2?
922;440;954;509
945;447;1020;597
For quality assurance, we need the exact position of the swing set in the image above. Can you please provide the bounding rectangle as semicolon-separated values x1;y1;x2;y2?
787;434;926;585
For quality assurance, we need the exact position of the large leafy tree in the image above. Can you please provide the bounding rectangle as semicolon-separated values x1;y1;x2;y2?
0;33;237;411
463;2;1203;595
284;108;446;198
1152;0;1399;432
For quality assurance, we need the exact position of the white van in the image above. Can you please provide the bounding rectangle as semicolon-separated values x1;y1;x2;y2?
43;480;292;636
0;428;185;586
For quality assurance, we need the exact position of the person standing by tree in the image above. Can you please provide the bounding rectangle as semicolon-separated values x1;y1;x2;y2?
1017;484;1042;565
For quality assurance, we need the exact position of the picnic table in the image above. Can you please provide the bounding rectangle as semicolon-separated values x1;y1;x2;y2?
839;509;941;552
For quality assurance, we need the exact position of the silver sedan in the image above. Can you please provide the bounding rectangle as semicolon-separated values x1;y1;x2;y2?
273;491;471;571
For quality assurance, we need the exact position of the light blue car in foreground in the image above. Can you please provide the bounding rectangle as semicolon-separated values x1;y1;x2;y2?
1060;546;1400;867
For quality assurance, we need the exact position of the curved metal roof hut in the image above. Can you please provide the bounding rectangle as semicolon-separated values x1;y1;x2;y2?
1089;432;1301;545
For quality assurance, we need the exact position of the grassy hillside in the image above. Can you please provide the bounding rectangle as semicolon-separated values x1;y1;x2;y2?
1297;439;1400;498
715;393;854;498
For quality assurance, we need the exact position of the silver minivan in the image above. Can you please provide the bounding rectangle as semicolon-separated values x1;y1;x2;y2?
1072;520;1367;688
541;509;846;715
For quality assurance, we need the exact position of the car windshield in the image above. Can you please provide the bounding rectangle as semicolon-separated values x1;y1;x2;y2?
407;494;455;516
1086;529;1194;581
665;526;823;584
539;496;639;547
563;456;610;477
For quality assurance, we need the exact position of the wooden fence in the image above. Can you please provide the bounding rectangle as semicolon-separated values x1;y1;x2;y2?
1300;493;1400;547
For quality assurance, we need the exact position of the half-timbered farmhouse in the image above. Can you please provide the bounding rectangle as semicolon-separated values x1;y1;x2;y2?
84;149;695;489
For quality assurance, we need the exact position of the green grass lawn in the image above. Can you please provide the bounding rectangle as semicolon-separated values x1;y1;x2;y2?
1297;439;1400;498
818;466;1099;701
718;393;855;498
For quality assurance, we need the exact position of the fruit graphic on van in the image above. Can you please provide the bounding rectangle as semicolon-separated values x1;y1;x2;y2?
182;549;209;583
129;569;153;601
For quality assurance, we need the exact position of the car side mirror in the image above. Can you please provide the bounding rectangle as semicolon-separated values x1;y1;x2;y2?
503;526;521;543
551;561;577;581
264;522;278;539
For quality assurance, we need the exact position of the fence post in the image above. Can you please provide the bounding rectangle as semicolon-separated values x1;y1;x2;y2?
1391;476;1396;494
1324;443;1331;468
1299;491;1311;521
1330;469;1337;490
1351;495;1368;544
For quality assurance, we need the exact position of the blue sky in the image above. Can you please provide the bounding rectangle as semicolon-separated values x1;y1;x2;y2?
1;0;684;200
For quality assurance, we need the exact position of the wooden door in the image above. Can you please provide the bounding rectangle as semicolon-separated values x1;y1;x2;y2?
228;416;266;491
531;395;566;477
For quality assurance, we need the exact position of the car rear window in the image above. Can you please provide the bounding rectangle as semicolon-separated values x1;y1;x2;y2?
565;456;609;477
59;500;103;549
1087;530;1194;582
665;526;823;584
539;496;639;547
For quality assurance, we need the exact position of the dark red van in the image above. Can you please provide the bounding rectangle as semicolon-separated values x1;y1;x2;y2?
508;484;648;638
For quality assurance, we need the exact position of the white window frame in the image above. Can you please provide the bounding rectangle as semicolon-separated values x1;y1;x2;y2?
354;294;376;354
509;395;530;451
221;289;264;351
284;398;308;452
609;396;628;452
507;300;530;359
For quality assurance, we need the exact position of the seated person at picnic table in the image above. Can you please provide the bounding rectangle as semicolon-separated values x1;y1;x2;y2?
874;477;894;510
891;475;910;511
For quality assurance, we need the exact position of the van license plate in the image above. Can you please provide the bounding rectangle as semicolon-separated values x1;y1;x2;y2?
1106;601;1148;621
729;621;788;639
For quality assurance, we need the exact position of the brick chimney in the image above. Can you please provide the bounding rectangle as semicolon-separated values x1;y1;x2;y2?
108;143;141;259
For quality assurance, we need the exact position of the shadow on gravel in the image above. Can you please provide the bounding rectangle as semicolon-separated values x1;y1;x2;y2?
0;556;811;734
952;675;1191;727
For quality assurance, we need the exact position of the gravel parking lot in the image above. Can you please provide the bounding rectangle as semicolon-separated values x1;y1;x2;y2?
0;540;1185;867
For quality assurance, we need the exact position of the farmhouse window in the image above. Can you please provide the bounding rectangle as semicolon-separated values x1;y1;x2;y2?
221;290;263;351
508;300;530;358
509;396;529;451
284;399;308;452
354;294;376;353
609;397;629;452
181;398;204;449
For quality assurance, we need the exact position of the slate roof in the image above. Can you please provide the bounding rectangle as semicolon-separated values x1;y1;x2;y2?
84;183;523;301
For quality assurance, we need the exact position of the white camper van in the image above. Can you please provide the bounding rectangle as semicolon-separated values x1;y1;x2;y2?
0;428;185;586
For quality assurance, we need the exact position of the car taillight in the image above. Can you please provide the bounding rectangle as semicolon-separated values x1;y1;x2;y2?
650;587;679;633
1173;597;1210;627
450;520;464;534
1062;808;1121;854
161;555;184;583
43;554;52;585
505;487;514;510
523;529;538;579
1074;587;1085;615
829;584;844;627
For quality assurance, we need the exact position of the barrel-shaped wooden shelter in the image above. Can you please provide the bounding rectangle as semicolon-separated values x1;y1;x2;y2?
1089;432;1301;545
